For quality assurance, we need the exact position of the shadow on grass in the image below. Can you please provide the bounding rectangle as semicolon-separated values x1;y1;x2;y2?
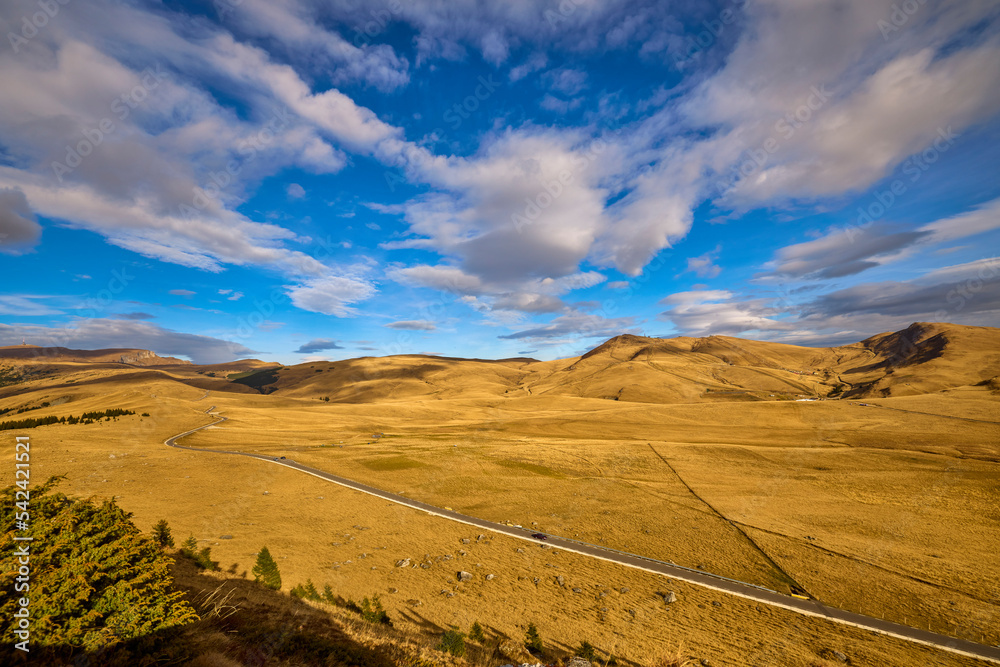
0;555;396;667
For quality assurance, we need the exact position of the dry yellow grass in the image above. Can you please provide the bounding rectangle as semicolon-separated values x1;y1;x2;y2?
1;324;998;665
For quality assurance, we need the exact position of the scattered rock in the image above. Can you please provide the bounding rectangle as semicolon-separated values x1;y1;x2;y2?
657;590;677;603
712;601;721;607
396;558;410;567
830;650;848;663
533;577;540;585
219;535;233;540
446;592;454;598
459;550;467;556
556;575;566;587
419;562;430;569
485;574;495;581
701;660;711;666
406;599;421;607
516;548;525;553
620;587;630;593
461;538;471;544
572;587;582;593
598;591;607;598
567;658;592;667
457;571;473;582
628;608;636;617
388;588;398;594
477;534;485;541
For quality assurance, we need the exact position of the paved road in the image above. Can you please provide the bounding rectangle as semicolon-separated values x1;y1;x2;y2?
165;411;1000;665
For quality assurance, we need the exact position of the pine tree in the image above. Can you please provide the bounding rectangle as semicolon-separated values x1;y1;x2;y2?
0;478;198;652
576;640;597;660
252;546;282;590
180;535;198;559
304;579;321;601
469;620;485;642
525;622;543;654
152;519;174;548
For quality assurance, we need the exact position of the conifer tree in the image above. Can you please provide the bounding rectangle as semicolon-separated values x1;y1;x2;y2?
152;519;174;548
0;478;198;652
252;546;282;590
525;622;543;654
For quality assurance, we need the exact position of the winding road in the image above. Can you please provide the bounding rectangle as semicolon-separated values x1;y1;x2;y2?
165;407;1000;665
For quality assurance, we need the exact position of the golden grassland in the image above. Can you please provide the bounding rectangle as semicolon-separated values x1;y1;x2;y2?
1;323;998;665
1;374;998;665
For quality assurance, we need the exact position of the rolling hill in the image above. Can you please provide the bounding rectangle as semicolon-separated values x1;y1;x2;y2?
2;322;997;403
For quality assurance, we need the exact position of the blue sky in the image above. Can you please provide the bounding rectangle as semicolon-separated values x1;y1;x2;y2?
1;0;999;364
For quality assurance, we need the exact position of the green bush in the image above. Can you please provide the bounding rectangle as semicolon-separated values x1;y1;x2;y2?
525;622;543;654
437;628;466;657
0;478;198;652
348;595;391;625
179;535;219;570
468;620;485;642
575;640;597;660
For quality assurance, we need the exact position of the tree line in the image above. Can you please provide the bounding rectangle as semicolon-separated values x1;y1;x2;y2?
0;408;136;431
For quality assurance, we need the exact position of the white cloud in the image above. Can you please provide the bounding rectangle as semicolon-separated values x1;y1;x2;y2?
0;318;257;364
286;183;306;199
285;275;376;316
684;247;722;278
385;320;436;331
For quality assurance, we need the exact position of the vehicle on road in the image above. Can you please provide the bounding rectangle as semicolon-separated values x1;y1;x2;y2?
280;456;286;459
531;532;548;540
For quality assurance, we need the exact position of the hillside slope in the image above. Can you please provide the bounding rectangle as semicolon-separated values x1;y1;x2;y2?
2;323;996;404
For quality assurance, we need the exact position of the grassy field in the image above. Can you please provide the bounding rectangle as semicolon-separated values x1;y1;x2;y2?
2;326;998;665
2;371;998;665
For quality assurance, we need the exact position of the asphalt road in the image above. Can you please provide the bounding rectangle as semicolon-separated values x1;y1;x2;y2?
165;411;1000;665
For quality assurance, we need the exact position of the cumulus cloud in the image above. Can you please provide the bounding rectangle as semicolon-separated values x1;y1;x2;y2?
684;247;722;278
385;320;436;330
543;68;588;95
659;289;790;337
294;338;343;353
0;319;257;363
286;183;306;199
0;188;41;254
285;275;376;316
